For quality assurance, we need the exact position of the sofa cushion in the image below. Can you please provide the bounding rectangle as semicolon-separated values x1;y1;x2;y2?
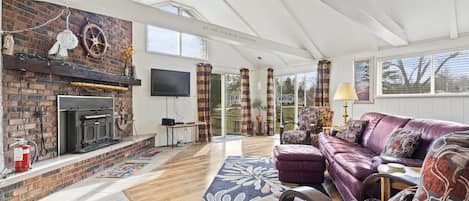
327;160;366;201
318;134;350;146
414;132;469;201
402;119;469;159
336;120;369;143
360;112;387;146
382;129;421;158
322;138;376;156
273;144;323;161
334;151;377;180
365;115;411;154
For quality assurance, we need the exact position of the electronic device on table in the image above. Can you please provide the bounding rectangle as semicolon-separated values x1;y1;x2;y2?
162;118;175;126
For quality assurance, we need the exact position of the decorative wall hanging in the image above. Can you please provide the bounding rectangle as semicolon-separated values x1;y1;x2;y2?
116;102;132;131
81;21;108;59
353;58;374;103
1;8;69;55
2;34;15;55
48;9;79;59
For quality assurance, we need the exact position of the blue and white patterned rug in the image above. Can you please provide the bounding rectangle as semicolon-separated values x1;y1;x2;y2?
203;156;286;201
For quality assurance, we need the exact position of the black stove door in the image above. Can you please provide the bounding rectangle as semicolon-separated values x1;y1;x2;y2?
82;119;98;145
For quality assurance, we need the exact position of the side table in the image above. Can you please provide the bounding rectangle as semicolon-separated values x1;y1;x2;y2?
377;164;421;201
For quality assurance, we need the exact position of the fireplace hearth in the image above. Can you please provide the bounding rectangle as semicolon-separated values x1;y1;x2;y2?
58;96;120;154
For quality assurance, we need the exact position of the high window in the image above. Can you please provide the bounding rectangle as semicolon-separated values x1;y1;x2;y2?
147;5;208;59
377;49;469;96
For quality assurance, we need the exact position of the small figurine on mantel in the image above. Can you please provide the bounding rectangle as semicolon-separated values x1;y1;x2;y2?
2;34;15;55
123;45;135;77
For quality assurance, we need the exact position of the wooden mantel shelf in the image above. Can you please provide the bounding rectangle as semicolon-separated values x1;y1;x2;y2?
2;54;141;86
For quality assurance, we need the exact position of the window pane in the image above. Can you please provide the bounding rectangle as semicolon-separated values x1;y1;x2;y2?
304;72;316;106
435;50;469;93
225;74;241;134
181;9;192;18
160;5;178;14
147;25;179;55
210;74;222;136
275;76;296;132
297;75;305;107
181;33;207;59
381;56;431;94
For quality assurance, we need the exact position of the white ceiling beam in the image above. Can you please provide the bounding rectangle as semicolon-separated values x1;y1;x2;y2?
223;0;259;37
223;0;302;66
279;0;324;59
449;0;459;39
320;0;408;46
36;0;312;59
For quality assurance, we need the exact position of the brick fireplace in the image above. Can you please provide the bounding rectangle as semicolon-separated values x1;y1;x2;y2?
2;0;134;167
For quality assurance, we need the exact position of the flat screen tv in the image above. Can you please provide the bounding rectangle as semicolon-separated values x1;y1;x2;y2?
151;69;190;96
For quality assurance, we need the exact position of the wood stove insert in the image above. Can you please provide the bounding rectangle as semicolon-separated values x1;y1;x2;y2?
58;96;119;154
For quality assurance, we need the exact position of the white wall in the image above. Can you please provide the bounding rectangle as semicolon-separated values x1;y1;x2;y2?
132;22;252;146
330;36;469;125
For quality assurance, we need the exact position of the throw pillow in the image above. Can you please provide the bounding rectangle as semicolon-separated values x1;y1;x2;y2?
382;129;421;158
336;120;368;143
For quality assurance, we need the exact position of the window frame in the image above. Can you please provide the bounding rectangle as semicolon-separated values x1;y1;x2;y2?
146;5;208;60
274;71;316;132
376;48;469;98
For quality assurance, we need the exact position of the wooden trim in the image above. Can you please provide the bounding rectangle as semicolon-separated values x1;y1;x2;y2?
3;54;141;86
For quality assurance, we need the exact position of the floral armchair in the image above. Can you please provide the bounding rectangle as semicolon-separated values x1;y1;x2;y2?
280;106;333;146
362;131;469;201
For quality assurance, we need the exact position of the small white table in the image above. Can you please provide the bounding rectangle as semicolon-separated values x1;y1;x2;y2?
162;122;206;147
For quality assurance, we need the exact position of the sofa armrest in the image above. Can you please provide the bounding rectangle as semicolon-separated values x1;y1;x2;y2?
371;155;423;171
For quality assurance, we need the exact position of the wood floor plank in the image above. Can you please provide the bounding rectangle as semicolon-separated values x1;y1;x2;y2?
124;136;278;201
124;136;342;201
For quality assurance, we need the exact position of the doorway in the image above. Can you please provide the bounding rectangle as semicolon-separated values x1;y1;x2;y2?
210;73;242;137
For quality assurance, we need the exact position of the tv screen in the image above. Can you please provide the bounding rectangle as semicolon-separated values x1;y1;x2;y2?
151;69;190;96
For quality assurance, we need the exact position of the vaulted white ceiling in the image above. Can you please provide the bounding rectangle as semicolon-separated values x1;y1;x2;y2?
133;0;469;68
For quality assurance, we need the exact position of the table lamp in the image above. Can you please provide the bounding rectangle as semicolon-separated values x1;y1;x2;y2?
333;82;358;124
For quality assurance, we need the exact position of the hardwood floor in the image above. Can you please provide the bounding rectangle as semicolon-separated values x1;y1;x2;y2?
124;136;277;201
124;136;341;201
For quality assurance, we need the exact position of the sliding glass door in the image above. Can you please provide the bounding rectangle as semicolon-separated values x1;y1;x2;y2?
225;74;242;135
274;72;316;134
210;74;222;136
275;75;296;133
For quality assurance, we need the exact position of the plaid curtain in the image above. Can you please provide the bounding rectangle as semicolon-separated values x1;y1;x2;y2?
240;68;252;136
197;63;212;142
314;60;331;107
266;68;274;135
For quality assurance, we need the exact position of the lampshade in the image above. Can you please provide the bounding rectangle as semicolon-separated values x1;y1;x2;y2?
333;82;358;100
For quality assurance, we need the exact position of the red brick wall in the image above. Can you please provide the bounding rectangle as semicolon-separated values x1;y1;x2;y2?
2;0;133;165
0;137;154;201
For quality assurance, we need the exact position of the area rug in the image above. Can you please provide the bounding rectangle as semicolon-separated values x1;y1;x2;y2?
211;135;245;143
135;149;163;160
98;162;147;178
203;156;286;201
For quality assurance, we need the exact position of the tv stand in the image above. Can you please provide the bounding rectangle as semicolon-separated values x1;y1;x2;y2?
162;122;207;147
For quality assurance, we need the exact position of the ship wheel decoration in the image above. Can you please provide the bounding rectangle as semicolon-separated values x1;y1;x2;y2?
81;22;108;59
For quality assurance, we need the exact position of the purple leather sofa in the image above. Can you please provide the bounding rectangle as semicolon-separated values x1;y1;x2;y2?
318;112;469;201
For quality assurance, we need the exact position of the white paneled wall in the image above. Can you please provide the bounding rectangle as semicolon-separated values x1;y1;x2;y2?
331;54;469;126
350;97;468;124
